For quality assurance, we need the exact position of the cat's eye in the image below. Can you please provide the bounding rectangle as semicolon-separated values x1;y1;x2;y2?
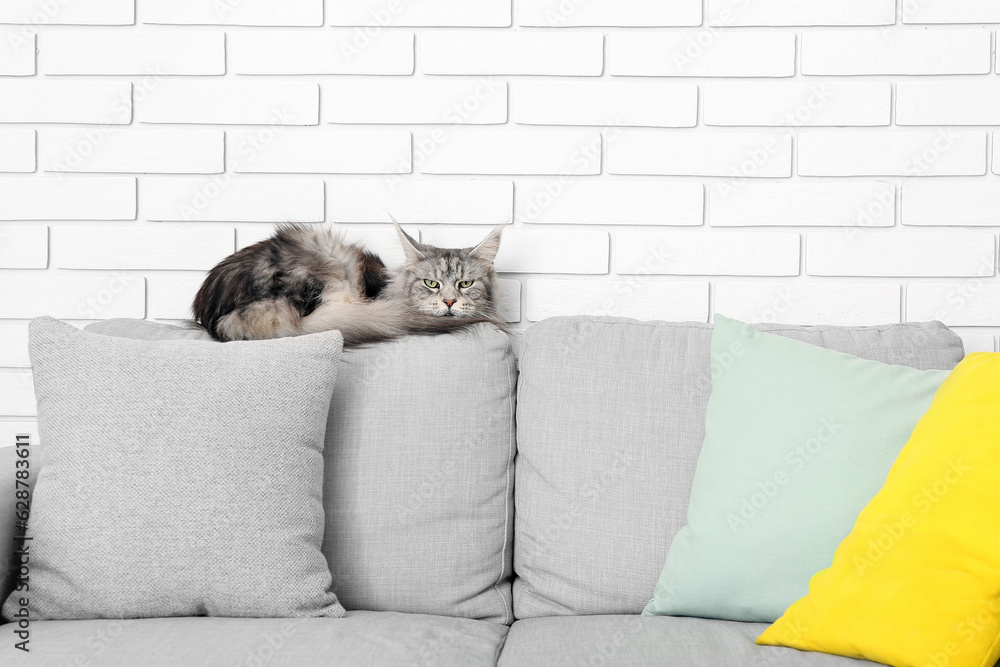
458;280;475;289
423;279;440;289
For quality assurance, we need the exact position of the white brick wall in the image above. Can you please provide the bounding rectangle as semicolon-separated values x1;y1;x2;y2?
229;31;414;75
3;3;1000;420
903;1;1000;24
332;0;511;27
0;81;132;124
142;0;320;26
1;29;35;76
797;132;987;176
0;0;133;25
512;81;697;128
715;282;901;326
0;131;36;172
610;32;794;77
40;129;224;174
135;81;319;125
708;0;894;26
229;130;411;174
801;30;991;75
39;31;225;75
422;32;603;75
0;226;48;269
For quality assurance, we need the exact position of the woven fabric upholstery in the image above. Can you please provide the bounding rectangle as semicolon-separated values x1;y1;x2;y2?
86;318;518;624
4;318;345;621
512;316;964;618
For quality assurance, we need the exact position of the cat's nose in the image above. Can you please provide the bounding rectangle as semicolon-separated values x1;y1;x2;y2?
443;299;457;307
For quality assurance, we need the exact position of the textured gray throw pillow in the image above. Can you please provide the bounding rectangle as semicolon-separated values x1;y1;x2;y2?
2;318;346;621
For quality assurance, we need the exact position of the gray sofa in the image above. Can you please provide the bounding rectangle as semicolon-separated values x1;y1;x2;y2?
0;315;965;666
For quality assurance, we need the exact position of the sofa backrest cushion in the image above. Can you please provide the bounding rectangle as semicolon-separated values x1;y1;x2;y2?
511;316;964;619
86;319;517;625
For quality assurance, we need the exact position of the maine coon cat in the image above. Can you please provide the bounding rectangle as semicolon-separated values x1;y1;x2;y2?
193;223;504;345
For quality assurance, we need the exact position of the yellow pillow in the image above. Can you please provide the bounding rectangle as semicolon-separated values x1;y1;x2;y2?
757;352;1000;667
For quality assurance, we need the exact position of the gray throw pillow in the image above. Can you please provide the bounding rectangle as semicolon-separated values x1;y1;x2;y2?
87;318;518;625
2;318;346;621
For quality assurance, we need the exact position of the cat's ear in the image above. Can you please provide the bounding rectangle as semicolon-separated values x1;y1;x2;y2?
469;224;505;265
389;214;424;264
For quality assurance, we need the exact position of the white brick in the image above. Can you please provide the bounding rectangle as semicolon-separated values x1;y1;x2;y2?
40;31;224;75
519;0;700;26
326;180;512;225
53;226;234;271
610;132;792;177
496;279;521;322
710;183;895;228
41;129;224;174
704;82;890;127
527;279;708;322
616;232;800;276
0;274;145;319
0;373;35;417
610;32;794;77
421;31;603;75
417;130;601;175
0;0;133;24
709;0;894;26
908;283;1000;326
0;422;39;446
148;274;205;320
0;326;29;367
995;136;1000;176
807;232;996;277
229;31;413;75
0;28;34;75
422;227;609;274
0;130;35;172
236;224;414;268
0;81;131;124
715;282;900;326
903;181;1000;226
802;30;990;75
958;333;996;354
904;1;1000;23
0;177;135;220
331;0;511;26
799;132;986;177
143;0;321;26
136;82;318;125
518;181;703;226
898;82;1000;126
513;81;696;128
325;78;507;124
230;130;410;174
0;226;47;269
144;178;323;223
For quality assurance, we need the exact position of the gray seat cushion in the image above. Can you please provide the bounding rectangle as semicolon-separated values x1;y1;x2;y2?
0;611;507;667
513;317;965;618
85;319;517;624
499;615;882;666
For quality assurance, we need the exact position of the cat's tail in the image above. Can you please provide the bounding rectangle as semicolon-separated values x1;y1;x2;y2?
295;299;501;347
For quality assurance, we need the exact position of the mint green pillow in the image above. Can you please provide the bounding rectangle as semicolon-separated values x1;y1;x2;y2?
643;315;949;623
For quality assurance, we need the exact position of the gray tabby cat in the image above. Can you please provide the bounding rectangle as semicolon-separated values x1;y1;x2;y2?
193;222;503;345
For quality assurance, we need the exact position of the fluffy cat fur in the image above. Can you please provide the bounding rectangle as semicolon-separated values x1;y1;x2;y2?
193;223;504;346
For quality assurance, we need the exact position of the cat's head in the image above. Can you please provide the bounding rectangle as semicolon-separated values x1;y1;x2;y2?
392;222;503;320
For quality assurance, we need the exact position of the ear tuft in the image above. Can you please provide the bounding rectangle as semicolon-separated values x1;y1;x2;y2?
389;213;424;264
469;224;505;265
